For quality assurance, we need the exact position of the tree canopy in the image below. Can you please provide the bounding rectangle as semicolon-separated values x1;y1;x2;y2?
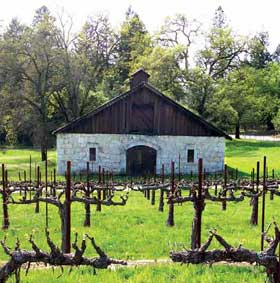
0;5;280;153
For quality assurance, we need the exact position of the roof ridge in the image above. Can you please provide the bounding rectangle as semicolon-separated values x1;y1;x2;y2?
53;82;231;140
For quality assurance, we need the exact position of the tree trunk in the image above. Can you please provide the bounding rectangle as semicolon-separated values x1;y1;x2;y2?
102;189;106;200
41;144;47;162
191;200;205;249
96;189;101;212
2;165;9;229
151;190;155;205
235;120;240;139
60;207;66;252
147;189;150;200
250;196;258;225
158;189;164;212
84;202;91;227
166;202;174;226
222;190;227;211
2;190;9;229
35;200;40;213
171;229;280;283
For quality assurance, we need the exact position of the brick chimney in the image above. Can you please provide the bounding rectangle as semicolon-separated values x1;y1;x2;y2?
130;68;150;89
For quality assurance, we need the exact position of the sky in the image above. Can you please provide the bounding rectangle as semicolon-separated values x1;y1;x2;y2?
1;0;279;50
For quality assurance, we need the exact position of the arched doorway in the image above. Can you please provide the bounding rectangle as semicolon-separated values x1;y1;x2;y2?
126;146;157;176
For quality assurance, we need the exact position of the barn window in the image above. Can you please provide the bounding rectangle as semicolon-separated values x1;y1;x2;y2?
130;103;154;134
187;149;194;163
89;148;96;161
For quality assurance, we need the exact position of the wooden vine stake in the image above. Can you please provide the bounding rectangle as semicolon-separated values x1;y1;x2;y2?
2;164;9;229
158;164;165;212
192;158;203;249
250;161;259;225
45;152;48;228
222;164;227;210
35;166;40;213
261;156;267;251
166;161;175;226
84;161;91;227
65;160;71;253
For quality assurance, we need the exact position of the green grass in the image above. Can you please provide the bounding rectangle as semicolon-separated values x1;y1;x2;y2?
0;189;278;282
0;148;57;180
1;139;280;282
225;139;280;176
1;139;280;180
11;264;264;283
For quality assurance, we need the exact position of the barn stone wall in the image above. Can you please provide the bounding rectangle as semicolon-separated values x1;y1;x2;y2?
56;133;225;175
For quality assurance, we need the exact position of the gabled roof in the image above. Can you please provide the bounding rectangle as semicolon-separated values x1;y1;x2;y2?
53;82;231;140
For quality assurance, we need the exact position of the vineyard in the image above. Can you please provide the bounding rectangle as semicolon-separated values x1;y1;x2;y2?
1;139;280;282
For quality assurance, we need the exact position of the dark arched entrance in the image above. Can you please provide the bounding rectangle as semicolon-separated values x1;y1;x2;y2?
126;146;157;176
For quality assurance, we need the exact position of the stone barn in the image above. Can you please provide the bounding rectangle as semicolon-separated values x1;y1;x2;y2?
54;69;231;175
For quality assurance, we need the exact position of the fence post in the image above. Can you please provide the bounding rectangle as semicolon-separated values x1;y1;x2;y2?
151;166;156;205
84;161;91;227
96;166;102;212
178;154;181;182
158;164;165;212
196;158;203;248
2;164;9;229
29;155;32;184
166;161;175;226
54;169;56;185
222;164;227;210
252;168;255;189
35;166;40;213
102;168;106;200
261;156;267;251
98;166;101;183
45;154;48;228
251;161;260;226
65;160;71;253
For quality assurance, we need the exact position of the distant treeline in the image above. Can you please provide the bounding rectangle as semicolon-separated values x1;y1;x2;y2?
1;5;280;159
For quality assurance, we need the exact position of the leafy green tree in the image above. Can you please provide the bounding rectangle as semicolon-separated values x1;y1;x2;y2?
185;6;245;116
245;31;272;69
137;46;184;100
50;13;110;122
0;6;60;159
272;110;280;132
206;98;238;132
211;63;280;138
115;7;152;90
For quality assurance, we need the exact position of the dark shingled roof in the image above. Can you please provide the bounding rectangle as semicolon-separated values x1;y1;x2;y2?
53;81;231;140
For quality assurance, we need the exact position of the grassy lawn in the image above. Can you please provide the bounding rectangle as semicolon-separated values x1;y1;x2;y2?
0;190;273;282
1;139;280;282
225;139;280;176
1;138;280;180
0;148;57;180
15;264;264;283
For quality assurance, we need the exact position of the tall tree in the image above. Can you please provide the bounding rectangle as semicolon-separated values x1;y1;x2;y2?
185;6;245;116
50;13;111;123
157;14;201;71
0;6;60;159
115;7;152;90
211;67;260;138
139;46;184;100
245;31;272;69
